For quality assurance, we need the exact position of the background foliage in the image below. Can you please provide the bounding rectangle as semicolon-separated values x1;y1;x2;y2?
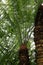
0;0;43;65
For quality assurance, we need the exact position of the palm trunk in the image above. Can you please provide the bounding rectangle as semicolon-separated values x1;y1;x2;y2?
34;4;43;65
19;44;30;65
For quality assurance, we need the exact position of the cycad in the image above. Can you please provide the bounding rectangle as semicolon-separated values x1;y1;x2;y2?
0;0;43;65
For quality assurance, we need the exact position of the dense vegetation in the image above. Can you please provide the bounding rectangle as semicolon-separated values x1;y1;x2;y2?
0;0;43;65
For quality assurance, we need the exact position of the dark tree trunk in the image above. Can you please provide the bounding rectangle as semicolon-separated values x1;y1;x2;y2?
19;44;30;65
34;4;43;65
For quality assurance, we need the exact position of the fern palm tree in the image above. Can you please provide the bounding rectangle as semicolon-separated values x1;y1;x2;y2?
0;0;43;65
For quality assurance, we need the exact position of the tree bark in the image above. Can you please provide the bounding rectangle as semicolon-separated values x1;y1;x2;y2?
34;4;43;65
19;44;30;65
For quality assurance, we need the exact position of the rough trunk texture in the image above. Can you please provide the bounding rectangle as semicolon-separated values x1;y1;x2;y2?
34;4;43;65
19;44;30;65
